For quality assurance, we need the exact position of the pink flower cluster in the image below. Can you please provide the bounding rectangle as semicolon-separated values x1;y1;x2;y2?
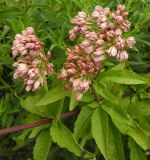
59;5;136;100
58;45;102;100
12;27;42;57
12;27;54;91
69;5;136;61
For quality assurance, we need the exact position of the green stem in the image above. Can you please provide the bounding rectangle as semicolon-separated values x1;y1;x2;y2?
90;83;100;104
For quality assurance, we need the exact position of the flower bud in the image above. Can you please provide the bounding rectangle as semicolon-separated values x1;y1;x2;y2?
26;84;32;91
33;80;41;91
92;55;106;62
46;51;52;59
80;80;90;91
122;12;128;17
104;7;110;15
69;33;76;41
114;15;123;24
76;92;83;101
125;37;136;48
114;28;122;36
67;69;77;74
13;72;20;79
117;5;125;12
26;27;34;34
18;63;28;72
118;50;128;61
98;15;107;22
121;20;131;32
108;46;117;56
84;46;94;54
78;12;87;18
95;39;105;46
72;78;81;87
92;11;100;18
12;62;18;67
81;40;90;47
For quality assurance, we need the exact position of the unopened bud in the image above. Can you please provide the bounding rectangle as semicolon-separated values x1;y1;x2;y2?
47;51;52;59
108;46;117;56
117;5;125;12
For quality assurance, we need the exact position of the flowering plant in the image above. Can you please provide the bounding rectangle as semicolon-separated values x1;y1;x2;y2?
1;3;150;160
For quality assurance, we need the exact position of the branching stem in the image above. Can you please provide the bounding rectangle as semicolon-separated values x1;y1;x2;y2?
0;110;78;136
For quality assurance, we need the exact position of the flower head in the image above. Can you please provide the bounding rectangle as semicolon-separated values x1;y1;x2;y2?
12;27;54;91
64;4;135;100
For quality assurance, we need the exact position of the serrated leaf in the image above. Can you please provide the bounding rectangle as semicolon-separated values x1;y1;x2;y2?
28;124;48;139
99;70;146;84
102;101;150;150
81;91;95;102
73;106;94;140
92;108;125;160
33;129;52;160
94;82;118;105
125;100;150;137
35;86;66;106
128;138;147;160
69;94;78;111
51;120;95;159
21;94;64;118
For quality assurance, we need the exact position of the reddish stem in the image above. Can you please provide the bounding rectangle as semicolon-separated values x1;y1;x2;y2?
0;110;78;136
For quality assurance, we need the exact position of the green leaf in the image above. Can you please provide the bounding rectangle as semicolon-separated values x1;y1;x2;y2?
102;101;150;150
88;101;99;108
99;70;146;84
21;95;64;118
33;129;52;160
28;124;49;139
35;86;66;106
125;100;150;137
13;115;41;146
13;130;30;147
80;91;95;102
92;108;125;160
132;100;150;116
0;7;23;19
94;82;118;105
128;138;147;160
51;120;95;159
111;62;127;70
69;94;78;111
73;106;94;140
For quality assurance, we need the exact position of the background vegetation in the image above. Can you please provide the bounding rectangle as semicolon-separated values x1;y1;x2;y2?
0;0;150;159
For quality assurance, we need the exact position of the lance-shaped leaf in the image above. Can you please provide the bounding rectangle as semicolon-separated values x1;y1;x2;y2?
128;138;147;160
69;94;78;111
99;70;146;84
92;108;125;160
94;82;118;105
21;96;64;118
73;106;94;140
35;86;66;106
102;101;150;150
33;129;52;160
51;120;95;159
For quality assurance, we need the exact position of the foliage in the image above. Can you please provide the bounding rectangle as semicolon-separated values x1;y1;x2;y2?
0;0;150;160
